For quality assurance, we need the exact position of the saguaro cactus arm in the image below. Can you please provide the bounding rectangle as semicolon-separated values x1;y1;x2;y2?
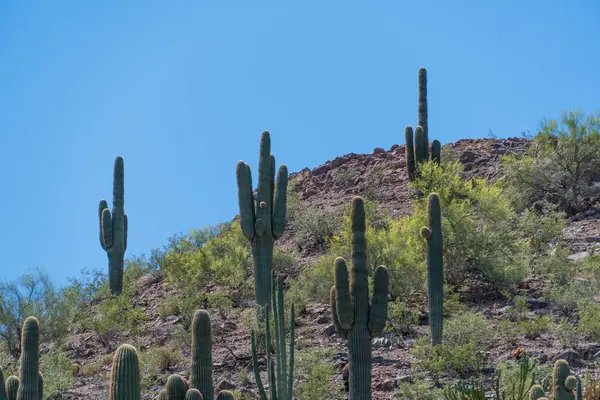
333;257;354;330
17;316;40;400
368;265;389;336
190;310;213;400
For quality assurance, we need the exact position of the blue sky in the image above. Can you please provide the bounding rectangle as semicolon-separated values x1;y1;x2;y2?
0;1;598;287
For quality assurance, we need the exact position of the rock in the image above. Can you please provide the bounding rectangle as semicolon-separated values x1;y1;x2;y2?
552;349;583;367
217;379;236;391
313;314;330;324
376;380;395;391
323;324;337;336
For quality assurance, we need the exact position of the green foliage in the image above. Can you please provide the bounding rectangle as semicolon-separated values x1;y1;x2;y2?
139;347;182;390
39;348;76;398
576;298;600;341
294;348;344;400
396;378;445;400
411;310;489;381
411;161;530;287
286;185;344;251
503;110;600;214
385;300;419;336
0;268;71;358
556;318;581;349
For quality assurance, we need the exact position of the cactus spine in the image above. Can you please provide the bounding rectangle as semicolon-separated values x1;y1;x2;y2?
330;197;389;400
552;359;577;400
99;156;128;295
251;272;295;400
16;317;39;400
236;131;288;311
6;377;18;400
108;344;140;400
420;193;444;346
190;310;213;400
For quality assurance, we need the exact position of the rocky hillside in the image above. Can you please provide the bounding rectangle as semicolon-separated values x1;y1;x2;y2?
62;137;599;399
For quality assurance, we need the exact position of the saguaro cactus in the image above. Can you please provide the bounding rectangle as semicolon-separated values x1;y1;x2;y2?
431;139;441;165
552;360;577;400
185;389;202;400
16;317;39;400
108;344;140;400
404;126;416;180
251;271;295;400
99;156;128;295
6;377;19;400
236;131;288;310
528;385;547;400
418;67;429;160
216;391;234;400
330;197;389;400
420;192;444;346
167;375;189;400
190;310;213;400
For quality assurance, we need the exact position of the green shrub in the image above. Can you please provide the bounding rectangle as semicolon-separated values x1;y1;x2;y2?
294;348;344;400
386;300;419;336
39;347;76;397
556;318;581;349
411;310;489;380
519;314;553;339
139;346;182;390
396;378;444;400
576;298;600;340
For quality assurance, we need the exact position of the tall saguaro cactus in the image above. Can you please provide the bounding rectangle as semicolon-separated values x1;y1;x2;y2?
16;317;39;400
99;156;128;295
190;310;213;400
420;193;444;346
251;271;295;400
330;197;389;400
418;67;429;161
109;344;140;400
236;131;288;310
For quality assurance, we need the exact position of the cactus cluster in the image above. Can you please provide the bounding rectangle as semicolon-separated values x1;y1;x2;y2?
330;196;389;400
251;271;295;400
99;156;129;295
528;359;580;400
405;67;441;181
420;192;444;346
236;131;288;312
108;310;235;400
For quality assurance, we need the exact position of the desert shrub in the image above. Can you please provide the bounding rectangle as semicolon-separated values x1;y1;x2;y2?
411;310;489;381
519;314;554;339
385;300;420;336
294;347;345;400
139;346;182;389
556;318;581;349
286;184;345;251
39;347;76;397
415;161;534;287
503;110;600;215
493;357;552;400
396;378;444;400
576;298;600;341
516;201;566;254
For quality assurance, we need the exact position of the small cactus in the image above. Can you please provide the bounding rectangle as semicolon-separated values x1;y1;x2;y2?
216;391;234;400
99;156;128;295
552;359;577;400
236;131;288;312
185;389;203;400
166;375;189;400
108;344;140;400
17;317;40;400
157;389;167;400
529;384;547;400
330;197;389;399
6;376;19;400
421;193;444;346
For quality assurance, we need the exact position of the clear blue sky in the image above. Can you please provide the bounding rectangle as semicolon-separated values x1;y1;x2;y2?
0;1;598;287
